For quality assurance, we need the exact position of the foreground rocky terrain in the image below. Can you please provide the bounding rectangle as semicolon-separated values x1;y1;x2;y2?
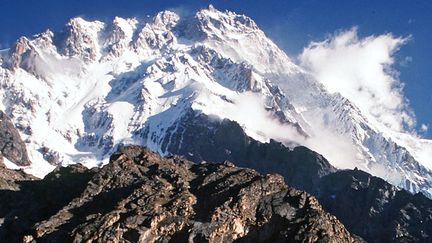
0;146;360;242
165;116;432;242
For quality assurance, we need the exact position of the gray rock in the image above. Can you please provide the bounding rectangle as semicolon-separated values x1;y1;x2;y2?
0;111;31;166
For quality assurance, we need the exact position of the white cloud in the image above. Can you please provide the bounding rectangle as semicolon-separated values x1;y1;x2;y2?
205;91;359;170
421;123;428;132
299;27;414;132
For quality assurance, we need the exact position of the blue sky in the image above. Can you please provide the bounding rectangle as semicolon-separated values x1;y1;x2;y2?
1;0;431;136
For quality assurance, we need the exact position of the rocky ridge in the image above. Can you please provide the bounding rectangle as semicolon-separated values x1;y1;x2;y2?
318;169;432;242
0;146;360;243
160;115;432;242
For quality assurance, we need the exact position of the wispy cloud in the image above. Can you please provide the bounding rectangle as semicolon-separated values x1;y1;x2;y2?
205;91;359;170
400;56;413;67
299;27;414;132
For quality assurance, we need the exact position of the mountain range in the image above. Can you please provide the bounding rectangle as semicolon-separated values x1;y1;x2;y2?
1;5;431;197
0;5;432;242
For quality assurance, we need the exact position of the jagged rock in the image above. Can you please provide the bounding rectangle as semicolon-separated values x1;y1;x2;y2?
0;164;98;242
161;113;432;242
0;164;36;191
56;17;104;62
0;146;360;242
39;146;60;165
7;37;30;70
317;169;432;243
164;112;336;193
0;111;31;166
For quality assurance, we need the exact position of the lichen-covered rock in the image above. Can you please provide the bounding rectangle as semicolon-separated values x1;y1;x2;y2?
0;146;361;242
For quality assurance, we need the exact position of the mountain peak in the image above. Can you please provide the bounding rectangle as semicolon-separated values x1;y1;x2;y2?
1;7;432;199
207;4;216;11
58;17;104;61
196;5;259;31
103;17;138;58
112;16;138;32
153;10;180;29
66;16;104;30
7;36;31;69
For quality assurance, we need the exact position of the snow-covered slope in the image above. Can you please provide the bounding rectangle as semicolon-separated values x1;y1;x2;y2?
0;5;431;197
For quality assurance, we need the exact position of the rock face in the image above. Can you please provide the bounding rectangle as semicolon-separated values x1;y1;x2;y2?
0;146;360;242
0;163;35;191
164;111;336;193
0;164;96;241
317;169;432;243
0;111;31;166
161;114;432;242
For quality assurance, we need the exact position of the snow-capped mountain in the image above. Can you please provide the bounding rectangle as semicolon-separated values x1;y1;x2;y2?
0;5;431;197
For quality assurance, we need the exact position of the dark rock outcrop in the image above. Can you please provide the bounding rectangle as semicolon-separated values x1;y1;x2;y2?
0;146;360;242
0;111;31;166
163;111;336;193
0;164;97;242
160;113;432;242
317;169;432;243
0;164;36;191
